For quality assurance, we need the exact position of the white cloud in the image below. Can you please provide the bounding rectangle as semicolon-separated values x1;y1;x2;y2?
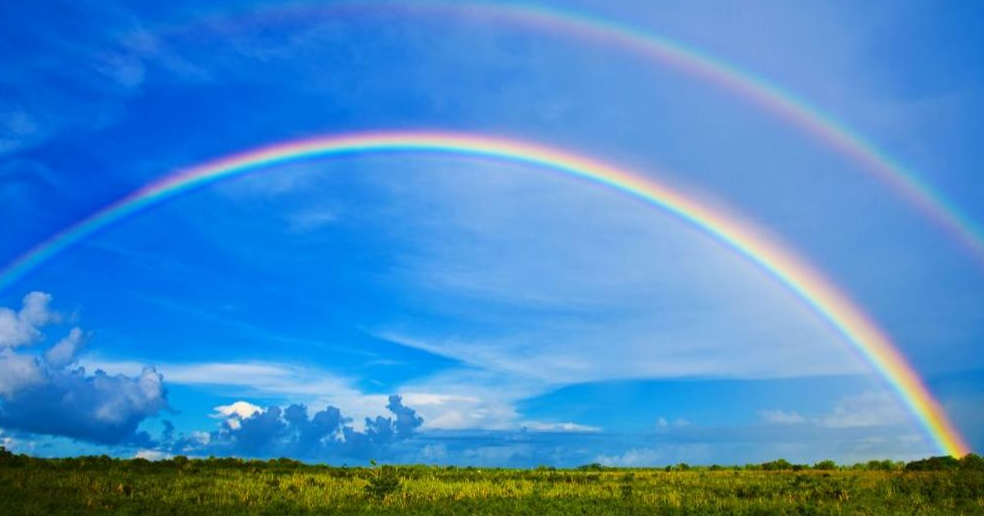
286;207;337;232
596;448;666;467
87;357;595;433
82;357;601;434
0;349;44;396
82;358;387;422
221;155;868;386
351;157;869;385
189;431;211;446
213;401;263;420
656;417;692;430
0;108;45;153
521;421;601;433
376;158;859;347
134;449;170;461
758;409;806;424
95;53;146;89
819;391;907;428
398;392;507;430
42;328;85;368
0;292;60;348
418;443;448;462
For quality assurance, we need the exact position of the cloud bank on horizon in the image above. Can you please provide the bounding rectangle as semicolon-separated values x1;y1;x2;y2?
1;0;983;464
0;292;966;465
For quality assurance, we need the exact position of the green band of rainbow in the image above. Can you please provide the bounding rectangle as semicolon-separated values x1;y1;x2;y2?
169;0;984;265
0;131;969;456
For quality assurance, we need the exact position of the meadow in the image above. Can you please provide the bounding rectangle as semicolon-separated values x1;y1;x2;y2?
2;449;983;515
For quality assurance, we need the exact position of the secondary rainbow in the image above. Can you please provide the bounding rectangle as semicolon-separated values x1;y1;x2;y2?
167;0;984;265
0;131;969;456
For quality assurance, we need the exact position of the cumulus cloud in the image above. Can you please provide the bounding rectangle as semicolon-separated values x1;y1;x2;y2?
213;401;262;424
0;350;45;397
0;292;60;348
81;358;387;423
168;395;423;460
0;365;167;446
0;293;169;446
43;328;85;368
386;395;425;439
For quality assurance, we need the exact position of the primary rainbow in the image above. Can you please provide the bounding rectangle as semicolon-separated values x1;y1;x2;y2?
168;0;984;265
0;131;969;456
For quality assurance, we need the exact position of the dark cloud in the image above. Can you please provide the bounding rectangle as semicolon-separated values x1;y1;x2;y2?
168;395;423;460
0;366;167;447
161;420;175;442
387;394;424;439
0;293;168;446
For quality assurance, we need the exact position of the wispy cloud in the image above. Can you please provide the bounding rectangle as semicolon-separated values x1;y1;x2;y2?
286;207;337;232
758;409;806;425
349;158;867;386
818;391;908;428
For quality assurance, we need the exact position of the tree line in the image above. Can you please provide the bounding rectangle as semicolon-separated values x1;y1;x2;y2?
2;445;982;472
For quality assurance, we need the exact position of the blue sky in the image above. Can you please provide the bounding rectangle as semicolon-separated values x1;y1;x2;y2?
1;0;982;466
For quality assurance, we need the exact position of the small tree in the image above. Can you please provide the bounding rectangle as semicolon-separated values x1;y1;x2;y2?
905;456;960;472
365;460;401;502
960;453;984;471
0;446;13;466
577;463;605;471
760;459;793;471
813;460;837;471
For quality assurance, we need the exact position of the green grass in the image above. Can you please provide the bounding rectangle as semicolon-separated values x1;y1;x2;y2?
2;458;984;515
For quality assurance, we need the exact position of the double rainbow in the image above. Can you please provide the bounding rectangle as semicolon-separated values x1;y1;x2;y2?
162;0;984;265
0;131;969;456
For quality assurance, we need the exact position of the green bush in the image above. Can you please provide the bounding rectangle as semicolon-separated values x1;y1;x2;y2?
960;453;984;471
364;461;401;502
2;453;981;515
813;460;837;470
905;456;960;471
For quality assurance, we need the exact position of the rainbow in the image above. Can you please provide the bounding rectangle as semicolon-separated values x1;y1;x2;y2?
0;131;969;456
163;0;984;265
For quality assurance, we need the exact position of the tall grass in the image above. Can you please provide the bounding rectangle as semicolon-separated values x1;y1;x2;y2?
3;457;983;515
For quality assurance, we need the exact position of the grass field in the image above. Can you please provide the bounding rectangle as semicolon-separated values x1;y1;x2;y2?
2;452;983;515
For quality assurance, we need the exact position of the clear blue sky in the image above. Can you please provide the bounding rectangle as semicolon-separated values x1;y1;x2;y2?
1;0;982;466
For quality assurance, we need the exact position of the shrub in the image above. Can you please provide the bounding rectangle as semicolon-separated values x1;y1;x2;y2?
760;459;793;471
960;453;984;471
365;461;401;502
0;446;19;467
577;463;605;471
905;456;960;471
813;460;837;470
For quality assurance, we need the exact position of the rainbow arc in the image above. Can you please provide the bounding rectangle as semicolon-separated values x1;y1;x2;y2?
0;131;968;456
156;0;984;265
